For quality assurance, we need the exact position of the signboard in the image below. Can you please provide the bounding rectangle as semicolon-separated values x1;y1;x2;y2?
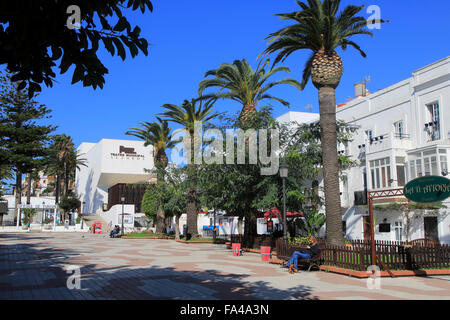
403;176;450;203
267;220;273;233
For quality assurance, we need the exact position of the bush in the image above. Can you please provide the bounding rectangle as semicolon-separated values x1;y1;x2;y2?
288;237;311;246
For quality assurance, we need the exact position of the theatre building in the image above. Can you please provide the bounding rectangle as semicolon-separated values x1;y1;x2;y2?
75;139;156;226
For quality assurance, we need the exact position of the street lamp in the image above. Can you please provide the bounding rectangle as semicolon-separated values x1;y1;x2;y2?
41;201;45;226
121;194;125;236
279;162;289;242
81;202;86;229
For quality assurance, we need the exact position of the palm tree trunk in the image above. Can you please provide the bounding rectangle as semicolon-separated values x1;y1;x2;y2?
26;173;32;204
55;174;61;204
64;163;69;195
243;211;257;249
175;215;181;240
318;86;344;246
239;104;257;126
186;129;199;238
186;181;198;238
14;170;22;226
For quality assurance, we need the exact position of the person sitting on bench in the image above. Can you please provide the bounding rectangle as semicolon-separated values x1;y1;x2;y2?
110;225;120;238
285;236;319;273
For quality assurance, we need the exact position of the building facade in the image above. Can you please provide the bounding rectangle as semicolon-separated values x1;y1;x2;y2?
279;56;450;244
75;139;156;215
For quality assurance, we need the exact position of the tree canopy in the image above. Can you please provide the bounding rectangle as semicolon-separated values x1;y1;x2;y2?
0;0;153;96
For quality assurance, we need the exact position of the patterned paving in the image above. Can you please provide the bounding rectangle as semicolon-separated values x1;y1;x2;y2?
0;233;449;300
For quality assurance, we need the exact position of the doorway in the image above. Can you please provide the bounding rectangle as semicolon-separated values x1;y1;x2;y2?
424;216;439;241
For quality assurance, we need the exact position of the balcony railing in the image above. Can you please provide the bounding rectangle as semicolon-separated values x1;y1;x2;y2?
366;133;411;154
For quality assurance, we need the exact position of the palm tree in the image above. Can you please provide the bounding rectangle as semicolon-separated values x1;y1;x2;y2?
198;58;300;126
126;117;177;182
160;98;218;238
262;0;386;245
126;117;177;234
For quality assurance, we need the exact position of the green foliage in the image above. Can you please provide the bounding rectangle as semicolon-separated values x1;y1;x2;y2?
126;117;178;180
22;208;37;225
0;0;153;97
288;237;311;246
0;71;56;173
198;58;301;110
262;0;388;89
295;208;326;237
58;194;81;214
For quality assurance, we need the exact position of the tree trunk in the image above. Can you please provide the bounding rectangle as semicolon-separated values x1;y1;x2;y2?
64;163;69;195
26;173;32;204
237;216;243;235
243;211;257;249
155;208;166;234
318;86;344;246
55;174;61;204
186;188;198;238
14;170;22;226
175;215;181;240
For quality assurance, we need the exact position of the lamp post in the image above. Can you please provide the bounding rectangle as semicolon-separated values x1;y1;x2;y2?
81;202;85;230
279;162;289;242
41;201;45;226
121;194;125;236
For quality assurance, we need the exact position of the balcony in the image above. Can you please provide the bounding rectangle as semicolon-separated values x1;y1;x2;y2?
366;133;412;154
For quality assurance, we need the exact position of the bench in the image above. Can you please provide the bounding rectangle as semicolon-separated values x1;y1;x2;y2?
279;250;322;272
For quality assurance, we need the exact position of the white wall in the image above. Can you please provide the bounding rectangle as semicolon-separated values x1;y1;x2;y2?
75;139;155;214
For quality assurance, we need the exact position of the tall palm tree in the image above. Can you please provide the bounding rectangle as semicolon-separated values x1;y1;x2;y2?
262;0;386;245
198;58;300;126
126;118;177;234
160;98;218;238
126;117;177;181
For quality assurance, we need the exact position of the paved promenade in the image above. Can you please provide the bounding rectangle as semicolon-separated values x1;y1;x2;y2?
0;233;449;300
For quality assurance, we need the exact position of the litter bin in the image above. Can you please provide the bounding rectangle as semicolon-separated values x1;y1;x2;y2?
261;246;271;261
93;221;102;234
183;224;187;237
232;243;241;256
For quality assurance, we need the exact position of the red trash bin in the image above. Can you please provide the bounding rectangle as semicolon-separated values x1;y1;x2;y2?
232;243;241;256
261;246;271;261
93;221;102;234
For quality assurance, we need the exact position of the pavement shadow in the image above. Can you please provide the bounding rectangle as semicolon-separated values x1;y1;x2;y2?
0;233;318;300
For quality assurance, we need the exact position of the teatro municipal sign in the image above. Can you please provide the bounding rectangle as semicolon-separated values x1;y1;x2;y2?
110;145;145;160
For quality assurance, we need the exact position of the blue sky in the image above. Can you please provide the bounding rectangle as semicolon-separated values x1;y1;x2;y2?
37;0;450;149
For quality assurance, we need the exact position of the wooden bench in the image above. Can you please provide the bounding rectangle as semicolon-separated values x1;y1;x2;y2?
279;250;322;272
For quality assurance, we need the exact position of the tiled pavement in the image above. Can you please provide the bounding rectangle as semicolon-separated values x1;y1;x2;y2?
0;233;449;300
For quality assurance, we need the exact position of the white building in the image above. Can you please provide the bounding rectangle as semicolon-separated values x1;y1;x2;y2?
280;56;450;244
75;139;156;221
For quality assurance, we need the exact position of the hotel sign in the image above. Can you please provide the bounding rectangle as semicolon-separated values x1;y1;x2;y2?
110;146;145;160
403;176;450;203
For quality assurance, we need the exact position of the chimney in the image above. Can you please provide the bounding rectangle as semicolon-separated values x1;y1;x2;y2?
354;82;366;97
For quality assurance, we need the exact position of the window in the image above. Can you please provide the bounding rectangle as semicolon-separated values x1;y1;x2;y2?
370;158;392;189
409;160;416;180
426;103;441;141
394;121;405;138
441;156;448;173
365;129;374;143
394;221;403;241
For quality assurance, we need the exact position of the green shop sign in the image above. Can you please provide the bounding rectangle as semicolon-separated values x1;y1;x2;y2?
403;176;450;203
